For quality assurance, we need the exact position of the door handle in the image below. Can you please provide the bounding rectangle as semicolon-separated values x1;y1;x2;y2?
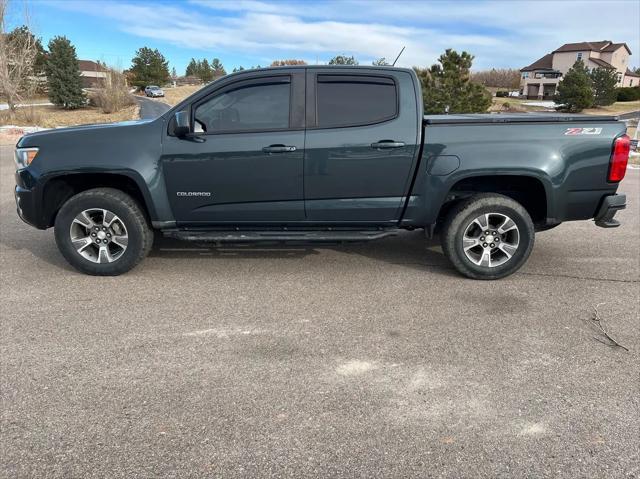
371;141;405;149
262;144;297;153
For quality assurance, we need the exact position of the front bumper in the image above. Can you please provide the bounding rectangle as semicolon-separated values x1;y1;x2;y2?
594;193;626;228
14;170;47;229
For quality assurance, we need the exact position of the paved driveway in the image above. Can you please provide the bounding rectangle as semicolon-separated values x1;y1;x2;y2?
1;144;638;478
136;96;172;119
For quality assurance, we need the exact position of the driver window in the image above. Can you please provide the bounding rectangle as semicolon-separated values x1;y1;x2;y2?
194;79;290;133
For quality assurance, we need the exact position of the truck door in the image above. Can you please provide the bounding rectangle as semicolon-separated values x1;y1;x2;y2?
161;72;305;224
304;70;419;223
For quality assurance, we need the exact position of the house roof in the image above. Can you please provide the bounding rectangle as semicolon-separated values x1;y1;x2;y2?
626;69;640;78
520;53;554;72
589;57;615;69
553;41;610;53
78;60;108;72
602;42;632;54
553;41;632;55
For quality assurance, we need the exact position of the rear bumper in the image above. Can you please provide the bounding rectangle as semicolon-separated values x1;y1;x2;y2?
594;193;626;228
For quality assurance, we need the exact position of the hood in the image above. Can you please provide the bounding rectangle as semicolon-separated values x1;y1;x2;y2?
17;118;155;147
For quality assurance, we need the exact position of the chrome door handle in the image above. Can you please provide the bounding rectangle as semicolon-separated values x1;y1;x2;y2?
371;141;405;149
262;145;297;153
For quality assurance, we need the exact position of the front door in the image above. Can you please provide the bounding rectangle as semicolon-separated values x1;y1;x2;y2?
304;70;419;223
162;73;305;224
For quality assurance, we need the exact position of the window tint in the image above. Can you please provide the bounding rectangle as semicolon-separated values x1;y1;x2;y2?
316;75;397;128
195;79;290;132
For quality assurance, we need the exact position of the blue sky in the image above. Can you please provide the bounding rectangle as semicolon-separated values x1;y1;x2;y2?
8;0;640;74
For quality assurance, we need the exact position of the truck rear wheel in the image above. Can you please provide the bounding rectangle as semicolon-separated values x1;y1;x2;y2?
54;188;153;276
441;193;534;280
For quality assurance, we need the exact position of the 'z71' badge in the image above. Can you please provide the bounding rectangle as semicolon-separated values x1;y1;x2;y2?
565;127;603;135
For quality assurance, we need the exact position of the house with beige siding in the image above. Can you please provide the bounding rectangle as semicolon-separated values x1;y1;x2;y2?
520;41;639;99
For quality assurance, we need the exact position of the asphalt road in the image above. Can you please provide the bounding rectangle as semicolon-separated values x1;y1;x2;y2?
1;144;638;478
136;96;172;119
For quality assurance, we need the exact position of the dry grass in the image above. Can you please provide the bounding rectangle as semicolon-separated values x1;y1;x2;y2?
583;101;640;115
490;98;640;116
89;71;136;113
0;104;139;128
489;97;549;112
148;85;205;106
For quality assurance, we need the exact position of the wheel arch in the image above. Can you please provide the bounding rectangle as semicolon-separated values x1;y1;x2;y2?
437;173;552;226
40;170;157;228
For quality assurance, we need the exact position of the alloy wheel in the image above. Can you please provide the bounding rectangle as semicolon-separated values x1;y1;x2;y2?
462;212;520;268
69;208;128;263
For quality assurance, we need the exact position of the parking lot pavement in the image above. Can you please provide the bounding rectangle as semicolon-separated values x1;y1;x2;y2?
1;143;638;478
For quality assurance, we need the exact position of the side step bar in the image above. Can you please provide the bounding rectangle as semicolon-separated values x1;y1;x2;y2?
163;229;400;243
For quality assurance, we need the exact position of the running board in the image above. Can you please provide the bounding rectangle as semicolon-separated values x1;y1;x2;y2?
163;229;400;243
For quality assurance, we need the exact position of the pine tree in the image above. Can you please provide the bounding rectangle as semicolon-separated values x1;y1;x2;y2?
590;67;617;106
554;60;593;112
328;55;358;65
185;58;197;76
211;58;226;75
199;58;213;82
171;67;177;79
45;36;85;109
129;47;170;88
415;49;491;114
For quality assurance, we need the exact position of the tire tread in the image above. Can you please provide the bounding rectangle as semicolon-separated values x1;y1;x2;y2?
440;193;535;280
54;188;152;275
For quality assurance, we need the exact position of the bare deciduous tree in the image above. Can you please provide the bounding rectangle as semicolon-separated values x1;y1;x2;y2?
471;68;521;90
0;0;39;111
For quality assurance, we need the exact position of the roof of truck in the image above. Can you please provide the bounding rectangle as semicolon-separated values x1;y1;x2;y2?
225;65;415;76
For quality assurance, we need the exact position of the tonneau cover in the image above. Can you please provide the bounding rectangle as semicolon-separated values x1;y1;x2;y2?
423;113;619;125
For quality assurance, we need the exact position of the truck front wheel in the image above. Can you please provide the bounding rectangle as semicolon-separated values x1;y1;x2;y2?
441;193;535;280
54;188;153;276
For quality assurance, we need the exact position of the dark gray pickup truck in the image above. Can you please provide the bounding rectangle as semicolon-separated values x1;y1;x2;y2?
14;66;630;279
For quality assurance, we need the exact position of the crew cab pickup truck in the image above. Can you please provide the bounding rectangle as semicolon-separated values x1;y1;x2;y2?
14;66;630;279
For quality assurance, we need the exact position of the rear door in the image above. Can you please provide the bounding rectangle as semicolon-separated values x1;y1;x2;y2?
304;69;419;223
161;71;305;224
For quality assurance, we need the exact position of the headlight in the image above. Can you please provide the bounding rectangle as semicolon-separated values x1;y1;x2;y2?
15;147;39;169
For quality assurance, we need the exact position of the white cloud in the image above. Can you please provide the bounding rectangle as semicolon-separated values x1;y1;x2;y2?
44;0;640;70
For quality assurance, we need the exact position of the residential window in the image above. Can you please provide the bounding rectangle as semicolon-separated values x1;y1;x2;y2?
577;52;583;61
522;72;529;79
316;75;397;128
194;78;291;133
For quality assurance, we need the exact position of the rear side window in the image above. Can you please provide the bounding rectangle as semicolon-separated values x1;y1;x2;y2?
194;78;290;133
316;75;398;128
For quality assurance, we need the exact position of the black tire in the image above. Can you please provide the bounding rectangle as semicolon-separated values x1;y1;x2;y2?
440;193;535;280
54;188;153;276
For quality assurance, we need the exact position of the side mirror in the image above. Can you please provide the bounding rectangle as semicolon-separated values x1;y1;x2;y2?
173;110;190;137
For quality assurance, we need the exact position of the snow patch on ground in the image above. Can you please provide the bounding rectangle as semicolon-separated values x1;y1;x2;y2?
0;125;51;135
522;101;556;109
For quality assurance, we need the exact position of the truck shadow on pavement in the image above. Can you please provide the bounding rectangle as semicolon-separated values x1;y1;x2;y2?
149;229;457;276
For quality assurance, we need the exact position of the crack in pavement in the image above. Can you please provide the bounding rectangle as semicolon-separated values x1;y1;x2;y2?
517;271;639;283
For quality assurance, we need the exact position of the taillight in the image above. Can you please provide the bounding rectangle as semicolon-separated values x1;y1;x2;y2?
608;134;630;182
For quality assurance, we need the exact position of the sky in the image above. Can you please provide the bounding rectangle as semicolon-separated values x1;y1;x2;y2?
7;0;640;74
